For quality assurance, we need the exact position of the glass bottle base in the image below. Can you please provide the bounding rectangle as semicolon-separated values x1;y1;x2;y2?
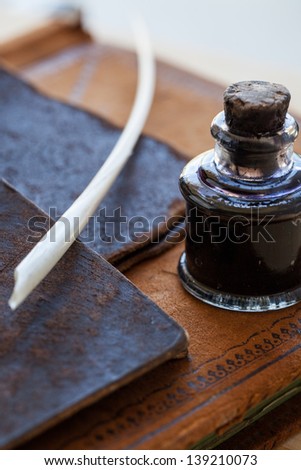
178;252;301;312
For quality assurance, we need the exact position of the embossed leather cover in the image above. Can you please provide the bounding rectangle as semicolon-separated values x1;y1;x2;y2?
25;247;301;450
2;21;301;450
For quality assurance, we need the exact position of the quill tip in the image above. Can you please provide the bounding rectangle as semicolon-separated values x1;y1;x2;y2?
8;268;24;311
8;296;18;311
8;285;22;310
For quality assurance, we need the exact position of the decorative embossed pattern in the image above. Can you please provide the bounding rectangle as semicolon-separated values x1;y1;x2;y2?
24;305;301;450
186;312;301;392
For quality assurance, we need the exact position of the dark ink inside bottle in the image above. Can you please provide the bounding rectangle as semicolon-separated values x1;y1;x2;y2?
178;81;301;311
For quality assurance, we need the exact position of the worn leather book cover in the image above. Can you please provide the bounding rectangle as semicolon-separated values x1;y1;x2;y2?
0;181;188;449
0;68;186;271
1;21;301;449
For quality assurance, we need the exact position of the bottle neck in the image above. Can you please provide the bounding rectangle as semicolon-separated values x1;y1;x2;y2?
211;112;299;181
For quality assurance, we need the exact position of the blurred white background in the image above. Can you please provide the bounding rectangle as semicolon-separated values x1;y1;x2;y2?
1;0;301;113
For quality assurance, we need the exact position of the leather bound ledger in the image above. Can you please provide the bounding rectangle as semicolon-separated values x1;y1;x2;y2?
1;21;301;449
0;181;188;449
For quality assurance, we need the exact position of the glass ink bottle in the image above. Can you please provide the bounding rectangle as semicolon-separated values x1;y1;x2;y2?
178;81;301;311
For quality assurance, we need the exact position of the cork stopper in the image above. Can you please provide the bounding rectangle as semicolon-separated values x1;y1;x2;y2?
224;81;291;136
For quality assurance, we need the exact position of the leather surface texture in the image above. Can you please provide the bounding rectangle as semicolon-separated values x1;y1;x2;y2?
2;22;301;450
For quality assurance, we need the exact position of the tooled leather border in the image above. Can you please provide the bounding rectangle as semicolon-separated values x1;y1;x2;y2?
59;308;301;449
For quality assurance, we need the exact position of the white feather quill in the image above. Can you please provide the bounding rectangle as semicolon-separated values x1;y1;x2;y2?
9;21;155;310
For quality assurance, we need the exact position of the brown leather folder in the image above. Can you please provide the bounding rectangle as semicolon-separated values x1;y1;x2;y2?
1;20;301;450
